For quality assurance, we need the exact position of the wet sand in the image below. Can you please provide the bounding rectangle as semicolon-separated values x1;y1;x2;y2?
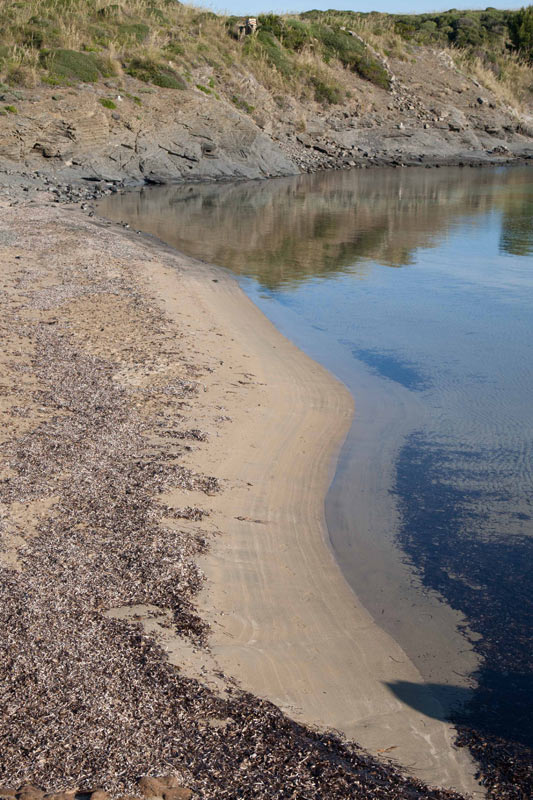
153;264;482;797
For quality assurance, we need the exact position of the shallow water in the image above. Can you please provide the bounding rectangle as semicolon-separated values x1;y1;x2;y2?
99;165;533;751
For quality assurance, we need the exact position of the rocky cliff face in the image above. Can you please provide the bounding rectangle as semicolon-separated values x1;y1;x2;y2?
0;44;532;190
0;86;296;185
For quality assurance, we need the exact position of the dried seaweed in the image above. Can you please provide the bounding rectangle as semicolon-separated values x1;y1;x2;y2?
0;206;469;800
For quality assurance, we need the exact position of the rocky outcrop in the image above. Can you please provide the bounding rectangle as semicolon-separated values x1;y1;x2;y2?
0;44;531;192
0;85;296;185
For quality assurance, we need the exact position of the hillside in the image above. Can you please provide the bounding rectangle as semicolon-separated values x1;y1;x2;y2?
0;1;532;190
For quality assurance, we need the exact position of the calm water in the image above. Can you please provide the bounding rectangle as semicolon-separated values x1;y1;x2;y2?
99;166;533;752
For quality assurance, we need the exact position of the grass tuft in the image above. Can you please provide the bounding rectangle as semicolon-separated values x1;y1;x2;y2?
40;49;112;83
125;57;186;89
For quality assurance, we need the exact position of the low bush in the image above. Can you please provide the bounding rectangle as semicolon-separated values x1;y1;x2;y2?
311;24;391;89
310;75;342;105
509;6;533;62
40;49;114;83
125;57;187;89
249;29;292;76
231;94;254;113
116;22;150;43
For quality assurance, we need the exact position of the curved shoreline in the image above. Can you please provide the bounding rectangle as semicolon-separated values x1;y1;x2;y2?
0;198;492;798
147;258;482;797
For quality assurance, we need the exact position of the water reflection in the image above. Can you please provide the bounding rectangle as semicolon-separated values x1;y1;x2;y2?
100;167;533;288
499;190;533;257
99;165;533;788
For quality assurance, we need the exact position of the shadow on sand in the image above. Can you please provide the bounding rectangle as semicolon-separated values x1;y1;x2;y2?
385;675;533;749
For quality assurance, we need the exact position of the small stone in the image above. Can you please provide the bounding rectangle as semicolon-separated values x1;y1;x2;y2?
137;778;164;799
90;792;110;800
17;787;44;800
477;96;486;105
45;793;76;800
163;791;192;800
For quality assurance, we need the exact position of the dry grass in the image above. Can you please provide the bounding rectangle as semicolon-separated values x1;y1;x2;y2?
453;49;533;114
0;2;530;112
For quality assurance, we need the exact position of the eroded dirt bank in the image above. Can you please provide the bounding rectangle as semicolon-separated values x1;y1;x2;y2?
0;201;481;800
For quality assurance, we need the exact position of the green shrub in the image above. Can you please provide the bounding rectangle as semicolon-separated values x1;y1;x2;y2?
99;97;116;109
196;83;211;93
42;75;65;85
147;5;168;23
283;19;311;51
5;65;34;87
97;4;123;19
249;29;292;76
20;25;45;48
116;22;150;43
255;15;309;52
310;76;342;104
310;24;391;89
231;94;254;113
40;49;112;82
509;6;533;61
4;105;17;113
125;57;187;89
18;17;61;49
164;41;185;57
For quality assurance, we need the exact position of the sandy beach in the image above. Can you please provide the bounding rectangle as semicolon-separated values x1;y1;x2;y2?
0;200;478;799
155;262;481;798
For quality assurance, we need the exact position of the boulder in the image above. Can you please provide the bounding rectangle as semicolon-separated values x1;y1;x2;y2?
446;108;468;132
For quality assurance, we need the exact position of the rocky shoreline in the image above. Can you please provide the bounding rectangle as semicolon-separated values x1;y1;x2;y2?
1;38;532;207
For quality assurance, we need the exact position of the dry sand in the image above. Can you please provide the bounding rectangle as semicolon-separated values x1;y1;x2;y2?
148;262;482;797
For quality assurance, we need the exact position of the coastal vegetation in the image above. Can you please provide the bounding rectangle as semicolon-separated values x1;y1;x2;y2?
0;0;531;111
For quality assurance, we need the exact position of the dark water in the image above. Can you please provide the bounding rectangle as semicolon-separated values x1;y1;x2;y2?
98;167;533;762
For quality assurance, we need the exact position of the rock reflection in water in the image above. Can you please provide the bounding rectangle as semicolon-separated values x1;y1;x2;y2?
100;166;532;288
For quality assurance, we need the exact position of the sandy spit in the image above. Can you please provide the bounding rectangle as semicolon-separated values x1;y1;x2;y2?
0;200;479;799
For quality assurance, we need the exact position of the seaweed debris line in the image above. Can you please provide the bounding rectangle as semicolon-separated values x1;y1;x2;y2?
0;201;478;799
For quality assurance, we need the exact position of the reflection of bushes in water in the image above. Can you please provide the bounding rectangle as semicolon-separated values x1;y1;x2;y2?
499;195;533;257
102;168;533;290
